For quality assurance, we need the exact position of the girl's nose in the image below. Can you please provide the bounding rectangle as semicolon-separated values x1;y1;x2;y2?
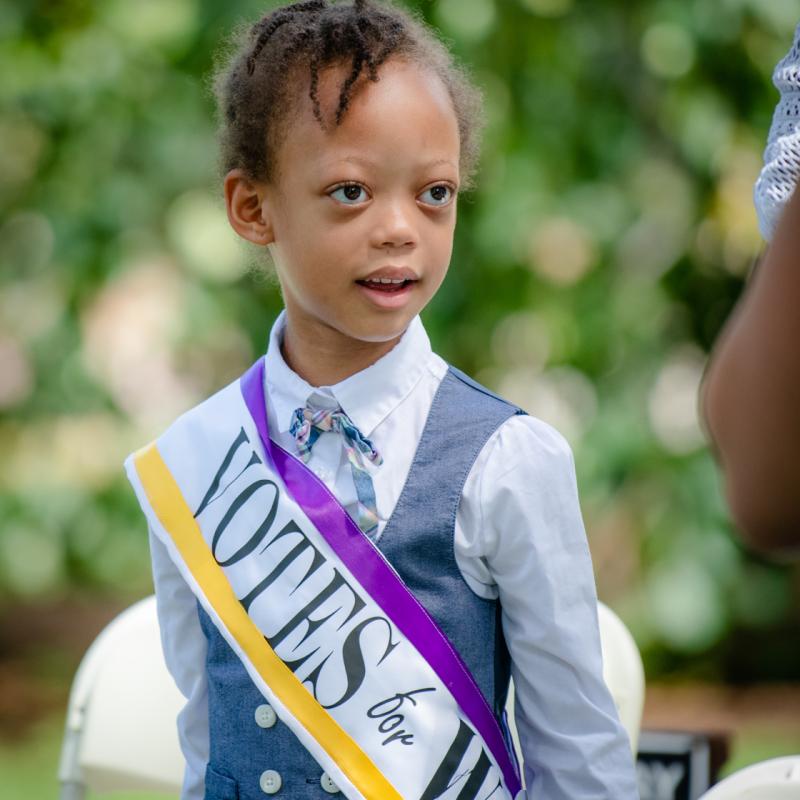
374;200;417;250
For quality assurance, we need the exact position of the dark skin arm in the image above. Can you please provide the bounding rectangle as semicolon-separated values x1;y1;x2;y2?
701;185;800;555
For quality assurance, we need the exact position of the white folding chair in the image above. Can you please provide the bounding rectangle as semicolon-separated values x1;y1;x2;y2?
505;600;645;771
59;596;644;797
698;756;800;799
58;595;185;799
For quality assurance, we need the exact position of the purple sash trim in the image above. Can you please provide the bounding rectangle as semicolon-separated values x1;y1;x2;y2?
240;358;522;797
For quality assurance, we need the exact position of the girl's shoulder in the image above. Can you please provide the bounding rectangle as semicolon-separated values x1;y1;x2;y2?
445;364;525;415
441;362;574;473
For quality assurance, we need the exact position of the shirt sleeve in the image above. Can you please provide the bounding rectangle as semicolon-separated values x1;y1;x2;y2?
754;22;800;241
456;415;639;799
148;525;210;800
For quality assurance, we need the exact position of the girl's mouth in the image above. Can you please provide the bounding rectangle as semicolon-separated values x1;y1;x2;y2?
355;277;418;309
355;278;416;293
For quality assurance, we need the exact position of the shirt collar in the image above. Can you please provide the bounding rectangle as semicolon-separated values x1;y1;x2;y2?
263;310;433;437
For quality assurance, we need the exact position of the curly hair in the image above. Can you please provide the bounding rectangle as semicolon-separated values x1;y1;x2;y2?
211;0;485;191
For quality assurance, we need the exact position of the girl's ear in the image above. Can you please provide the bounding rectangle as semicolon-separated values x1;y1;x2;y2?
224;168;275;245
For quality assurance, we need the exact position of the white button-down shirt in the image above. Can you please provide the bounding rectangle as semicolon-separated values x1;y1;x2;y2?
148;311;638;799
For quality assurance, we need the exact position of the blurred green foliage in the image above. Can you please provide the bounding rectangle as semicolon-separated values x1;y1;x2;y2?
1;0;799;682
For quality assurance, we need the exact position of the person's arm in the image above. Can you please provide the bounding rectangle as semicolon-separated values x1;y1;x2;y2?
460;416;638;799
701;187;800;553
701;23;800;553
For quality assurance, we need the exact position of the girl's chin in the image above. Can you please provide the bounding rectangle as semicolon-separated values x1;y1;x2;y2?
336;311;420;349
345;318;412;345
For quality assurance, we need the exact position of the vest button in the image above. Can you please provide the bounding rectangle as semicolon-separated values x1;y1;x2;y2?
259;769;282;794
254;703;277;729
320;772;340;794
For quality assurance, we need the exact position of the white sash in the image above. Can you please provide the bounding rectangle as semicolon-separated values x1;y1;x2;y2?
125;365;521;800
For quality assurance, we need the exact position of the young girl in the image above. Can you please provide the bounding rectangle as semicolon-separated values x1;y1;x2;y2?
125;1;639;798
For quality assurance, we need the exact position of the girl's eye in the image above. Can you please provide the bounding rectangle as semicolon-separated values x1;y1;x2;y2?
419;184;454;207
330;183;369;205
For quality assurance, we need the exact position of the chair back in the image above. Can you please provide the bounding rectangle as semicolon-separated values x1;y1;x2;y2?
698;756;800;800
596;601;646;753
58;595;185;798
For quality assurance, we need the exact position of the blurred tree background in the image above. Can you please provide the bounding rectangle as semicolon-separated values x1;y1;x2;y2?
1;0;800;792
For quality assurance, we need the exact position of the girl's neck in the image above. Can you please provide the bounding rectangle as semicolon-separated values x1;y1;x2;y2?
280;319;403;387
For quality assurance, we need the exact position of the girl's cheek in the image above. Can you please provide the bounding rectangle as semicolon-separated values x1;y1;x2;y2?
325;224;366;248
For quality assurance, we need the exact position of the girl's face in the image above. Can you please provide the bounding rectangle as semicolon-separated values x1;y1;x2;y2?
260;58;461;355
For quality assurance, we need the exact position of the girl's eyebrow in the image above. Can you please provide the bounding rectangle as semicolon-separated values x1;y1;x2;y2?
324;155;458;170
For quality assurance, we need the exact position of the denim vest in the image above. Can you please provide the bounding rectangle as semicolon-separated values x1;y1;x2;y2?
198;366;524;799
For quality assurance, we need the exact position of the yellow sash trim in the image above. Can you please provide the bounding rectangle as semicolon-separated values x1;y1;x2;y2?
134;442;401;800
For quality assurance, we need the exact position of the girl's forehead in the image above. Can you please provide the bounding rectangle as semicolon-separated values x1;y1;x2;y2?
281;59;460;171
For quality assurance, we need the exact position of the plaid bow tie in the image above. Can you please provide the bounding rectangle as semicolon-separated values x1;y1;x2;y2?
289;402;383;537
